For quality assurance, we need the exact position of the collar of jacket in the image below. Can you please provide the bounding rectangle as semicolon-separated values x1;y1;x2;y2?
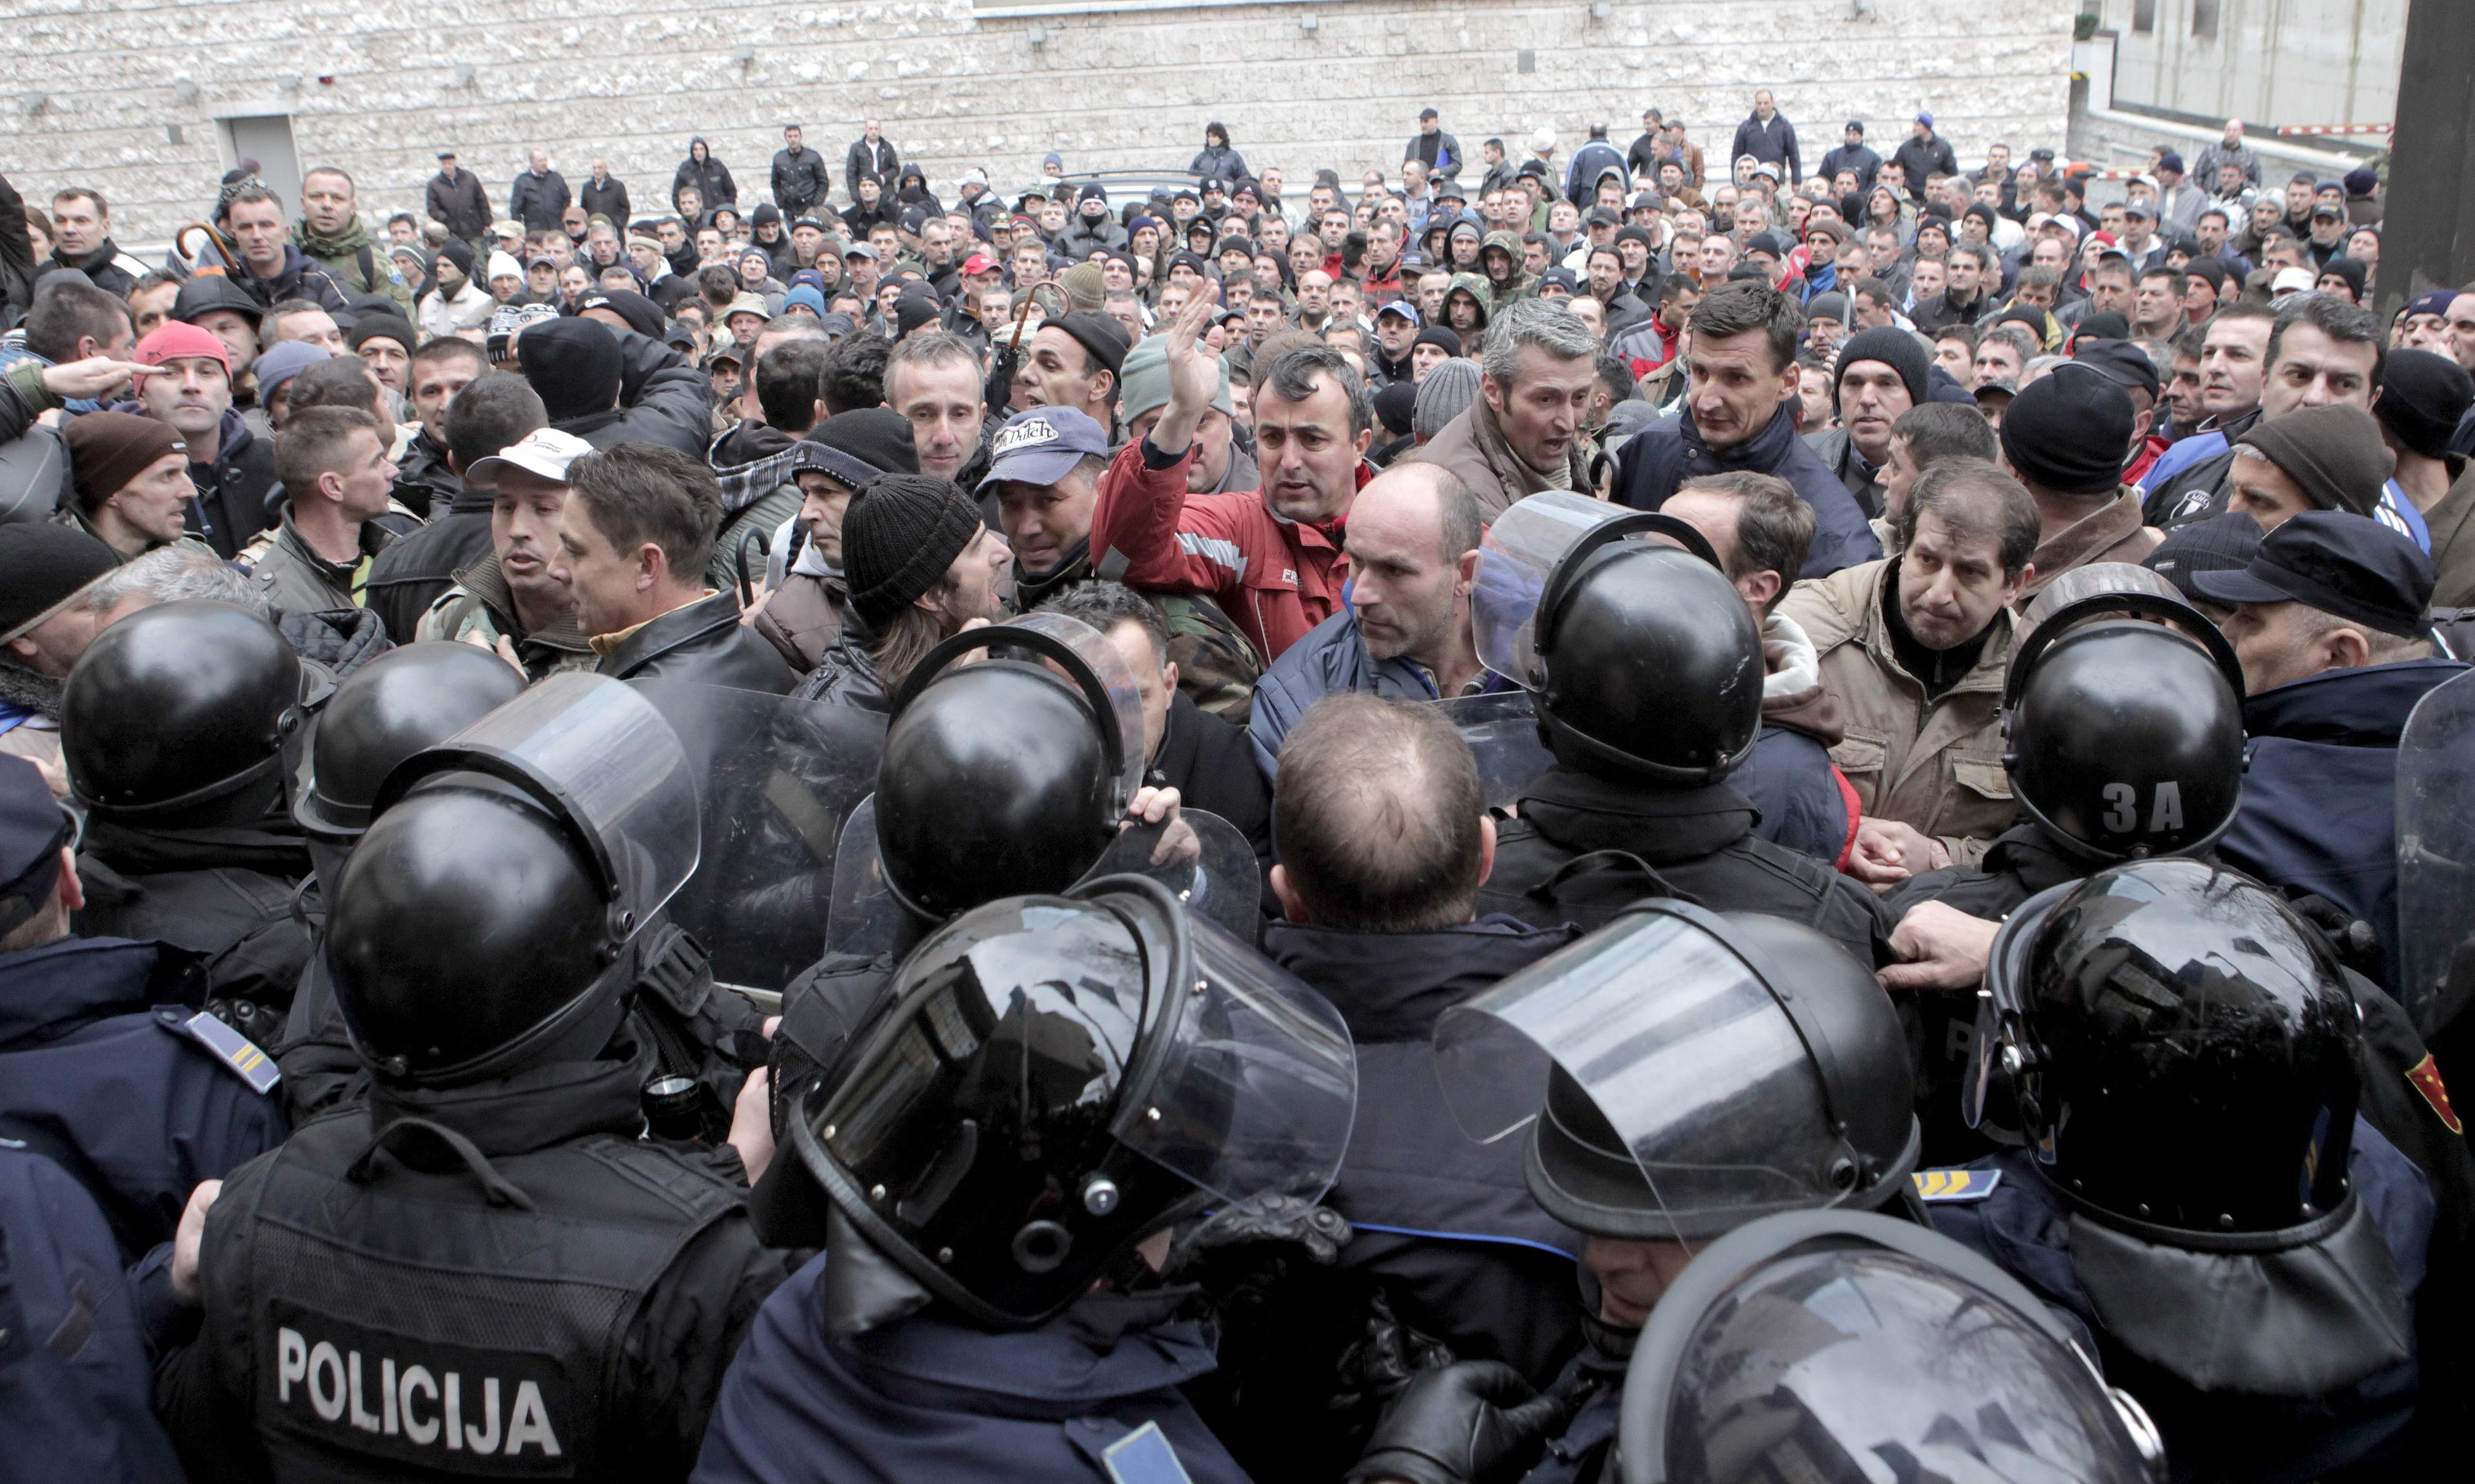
451;552;593;653
1015;539;1091;610
2018;487;2150;597
1466;392;1591;496
1681;399;1802;474
589;588;732;660
293;216;373;260
1515;766;1762;861
1760;612;1847;744
0;936;203;1048
1859;557;2012;697
1264;917;1581;1042
369;1032;658;1156
824;1271;1217;1411
0;657;63;724
52;239;128;277
1977;821;2102;894
2241;657;2469;747
273;503;390;583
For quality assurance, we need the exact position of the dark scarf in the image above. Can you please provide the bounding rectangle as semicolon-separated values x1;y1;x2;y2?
1879;557;1994;701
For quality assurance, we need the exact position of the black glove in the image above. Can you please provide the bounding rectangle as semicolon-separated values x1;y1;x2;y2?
2287;892;2385;982
1346;1360;1568;1484
1165;1191;1351;1274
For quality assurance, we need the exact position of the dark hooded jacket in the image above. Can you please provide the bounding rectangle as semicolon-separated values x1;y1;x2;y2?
675;139;738;214
1612;402;1883;578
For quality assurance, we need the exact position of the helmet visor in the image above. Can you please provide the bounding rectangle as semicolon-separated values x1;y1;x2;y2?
637;680;888;992
1080;807;1262;940
1662;1246;2157;1484
1434;905;1847;1242
1430;690;1555;811
2398;667;2475;1038
2007;561;2239;707
1472;490;1634;688
1112;904;1357;1206
825;795;911;959
405;673;699;926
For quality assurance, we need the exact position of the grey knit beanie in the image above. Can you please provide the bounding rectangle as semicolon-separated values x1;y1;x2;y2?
1414;358;1484;440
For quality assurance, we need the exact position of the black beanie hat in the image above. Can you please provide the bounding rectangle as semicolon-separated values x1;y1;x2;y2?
1372;380;1419;439
1832;326;1929;412
843;472;984;626
345;314;413;355
581;289;665;340
1412;325;1464;358
0;523;117;640
434;238;475;278
893;296;942;338
2372;349;2475;463
518;317;625;422
1051;312;1131;379
795;407;921;490
1999;364;2135;496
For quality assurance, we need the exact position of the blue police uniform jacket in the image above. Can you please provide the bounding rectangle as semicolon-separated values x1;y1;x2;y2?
0;936;287;1264
692;1253;1253;1484
1928;1130;2431;1484
2216;657;2469;993
0;1142;188;1484
1611;403;1883;579
1266;917;1586;1382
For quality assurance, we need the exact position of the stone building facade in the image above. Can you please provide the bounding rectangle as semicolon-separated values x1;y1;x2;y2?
7;0;2075;242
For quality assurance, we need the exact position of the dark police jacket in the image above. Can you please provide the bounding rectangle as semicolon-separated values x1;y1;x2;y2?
1221;919;1584;1481
1611;403;1882;579
2217;657;2470;994
1480;766;1891;966
73;814;316;1030
157;1038;797;1484
692;1258;1250;1484
595;590;799;695
0;936;287;1264
1931;1136;2429;1484
0;1144;188;1484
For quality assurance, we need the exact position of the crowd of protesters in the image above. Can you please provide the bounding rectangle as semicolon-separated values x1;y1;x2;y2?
3;90;2475;1484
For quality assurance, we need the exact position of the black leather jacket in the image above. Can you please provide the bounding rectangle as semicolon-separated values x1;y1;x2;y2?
594;591;797;694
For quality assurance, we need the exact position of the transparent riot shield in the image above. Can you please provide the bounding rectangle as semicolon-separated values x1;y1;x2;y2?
1433;691;1555;810
828;798;1261;960
2398;668;2475;1039
635;680;889;994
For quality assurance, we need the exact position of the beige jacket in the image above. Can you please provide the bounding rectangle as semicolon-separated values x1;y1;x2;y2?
1777;557;2017;866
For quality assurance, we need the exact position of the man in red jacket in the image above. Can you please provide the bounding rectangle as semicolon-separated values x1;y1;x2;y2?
1085;294;1373;662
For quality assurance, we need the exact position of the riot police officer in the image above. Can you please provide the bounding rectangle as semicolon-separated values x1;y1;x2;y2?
155;675;801;1483
1468;494;1888;964
696;873;1357;1484
63;600;322;1044
1607;1210;2165;1484
277;641;528;1119
1882;566;2247;1159
1348;900;1921;1484
0;751;286;1266
1940;859;2430;1482
766;613;1250;1139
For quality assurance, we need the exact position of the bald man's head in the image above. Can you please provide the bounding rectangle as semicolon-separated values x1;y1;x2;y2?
1272;695;1492;931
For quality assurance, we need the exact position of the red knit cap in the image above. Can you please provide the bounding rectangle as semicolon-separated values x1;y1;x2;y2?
132;321;231;373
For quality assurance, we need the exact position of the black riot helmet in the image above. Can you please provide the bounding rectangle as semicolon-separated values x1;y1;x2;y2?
2002;564;2246;863
770;874;1355;1333
63;599;304;825
1616;1210;2166;1484
1471;491;1760;785
325;675;701;1086
1437;901;1919;1242
1973;858;2362;1235
293;641;528;842
873;613;1145;920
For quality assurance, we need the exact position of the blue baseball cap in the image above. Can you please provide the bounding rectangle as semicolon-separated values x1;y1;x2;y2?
978;407;1112;491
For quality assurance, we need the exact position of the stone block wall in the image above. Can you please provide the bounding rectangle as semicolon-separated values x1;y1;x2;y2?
5;0;2076;242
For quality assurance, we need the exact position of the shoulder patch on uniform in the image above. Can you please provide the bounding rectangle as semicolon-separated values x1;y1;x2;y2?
2407;1053;2463;1135
171;1010;280;1095
1911;1168;2001;1203
1103;1421;1195;1484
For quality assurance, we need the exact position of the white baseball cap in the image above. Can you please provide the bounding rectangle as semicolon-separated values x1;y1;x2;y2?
466;427;595;488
